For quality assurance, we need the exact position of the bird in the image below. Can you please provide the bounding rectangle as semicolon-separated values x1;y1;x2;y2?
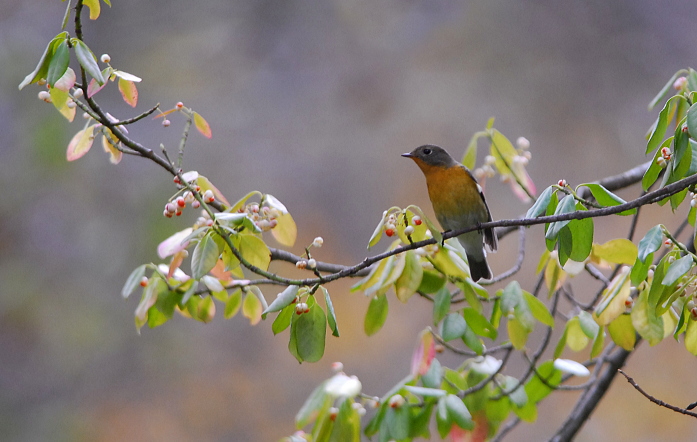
402;145;497;282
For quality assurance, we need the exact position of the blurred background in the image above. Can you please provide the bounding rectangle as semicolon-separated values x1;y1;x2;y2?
2;0;697;440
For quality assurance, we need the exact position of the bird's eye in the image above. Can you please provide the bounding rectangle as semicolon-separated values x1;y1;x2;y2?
422;148;432;155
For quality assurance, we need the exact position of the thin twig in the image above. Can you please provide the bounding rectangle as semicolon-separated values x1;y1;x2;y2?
617;369;697;418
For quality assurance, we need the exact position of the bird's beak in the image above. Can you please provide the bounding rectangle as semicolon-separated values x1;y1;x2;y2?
401;152;413;158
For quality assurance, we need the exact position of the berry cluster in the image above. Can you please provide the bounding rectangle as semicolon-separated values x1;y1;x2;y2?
295;237;324;270
383;213;421;238
239;203;280;232
473;136;532;181
163;183;212;218
656;147;672;168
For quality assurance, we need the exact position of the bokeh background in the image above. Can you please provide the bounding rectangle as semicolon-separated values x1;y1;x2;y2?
2;0;697;440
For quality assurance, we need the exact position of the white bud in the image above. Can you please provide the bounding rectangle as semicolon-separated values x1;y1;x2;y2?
404;225;414;235
312;237;324;248
73;88;84;99
307;258;317;269
100;54;111;63
516;136;530;150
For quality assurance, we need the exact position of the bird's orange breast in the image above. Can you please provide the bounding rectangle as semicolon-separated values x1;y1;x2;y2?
420;164;488;230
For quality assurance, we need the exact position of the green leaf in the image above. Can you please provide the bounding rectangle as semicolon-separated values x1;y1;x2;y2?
648;69;686;110
290;299;326;363
444;394;474;430
46;40;70;87
631;254;652;287
638;225;663;262
642;147;666;191
545;194;577;240
238;233;271;271
441;313;467;341
461;131;485;169
364;293;388;336
662;255;694;286
73;40;105;85
462;324;484;355
296;380;331;428
578;183;637;215
272;304;294;334
577;311;600;339
224;289;242;318
433;287;451;325
385;405;411;440
122;264;147;298
462;307;497;339
567;207;594;262
422;358;442;389
191;233;220;279
647;95;684;154
322;286;340;337
262;285;299;318
419;269;447;294
526;186;554;219
436;396;451;438
523;292;554;327
19;32;68;90
330;399;361;442
368;211;388;248
525;361;562;404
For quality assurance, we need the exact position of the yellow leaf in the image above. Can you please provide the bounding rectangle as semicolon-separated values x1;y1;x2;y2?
544;251;567;294
607;315;636;351
83;0;101;19
198;175;230;207
193;111;212;138
271;212;297;246
242;290;262;325
118;77;138;107
238;233;271;271
101;129;122;164
593;267;631;325
592;239;638;266
395;250;423;303
50;88;76;122
685;318;697;356
67;125;96;161
566;317;589;352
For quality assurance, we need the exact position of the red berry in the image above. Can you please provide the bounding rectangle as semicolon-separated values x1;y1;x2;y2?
173;176;181;185
414;219;422;226
176;102;184;109
140;277;149;287
176;197;186;208
192;200;201;209
385;228;395;237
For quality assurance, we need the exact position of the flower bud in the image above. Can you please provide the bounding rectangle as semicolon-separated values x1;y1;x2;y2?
404;225;414;235
100;54;111;63
307;258;317;269
312;237;324;248
516;136;530;150
388;394;405;408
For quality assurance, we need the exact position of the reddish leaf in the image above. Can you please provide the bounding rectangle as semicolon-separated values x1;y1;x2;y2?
411;329;436;376
193;111;212;138
118;77;138;107
66;125;96;161
87;78;106;98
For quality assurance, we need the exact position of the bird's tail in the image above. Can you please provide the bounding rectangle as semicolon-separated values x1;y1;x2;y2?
467;253;492;282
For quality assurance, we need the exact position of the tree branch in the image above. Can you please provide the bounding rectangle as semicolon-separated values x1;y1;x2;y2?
547;346;633;442
617;369;697;418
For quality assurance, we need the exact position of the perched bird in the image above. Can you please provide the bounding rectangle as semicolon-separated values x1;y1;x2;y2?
402;145;497;281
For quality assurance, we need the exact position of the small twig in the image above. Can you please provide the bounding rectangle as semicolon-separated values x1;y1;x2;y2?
617;369;697;418
430;328;513;357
